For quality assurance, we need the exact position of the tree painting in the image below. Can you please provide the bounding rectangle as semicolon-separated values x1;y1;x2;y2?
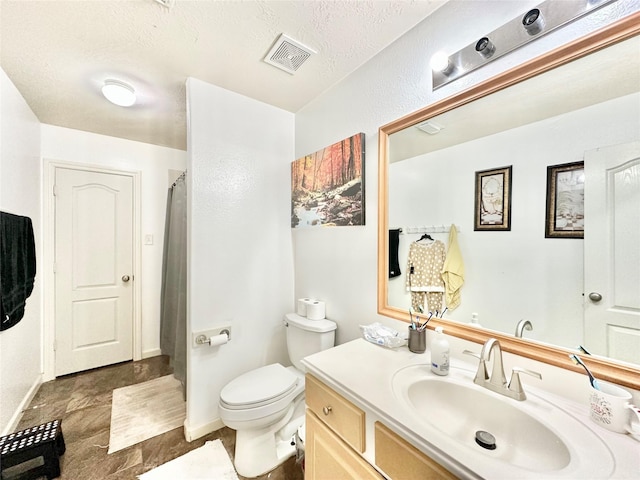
291;133;365;228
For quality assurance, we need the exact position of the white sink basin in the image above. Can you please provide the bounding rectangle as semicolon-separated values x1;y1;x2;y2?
392;365;615;477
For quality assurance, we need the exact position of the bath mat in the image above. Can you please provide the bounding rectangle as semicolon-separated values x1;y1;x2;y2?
108;375;185;454
138;440;238;480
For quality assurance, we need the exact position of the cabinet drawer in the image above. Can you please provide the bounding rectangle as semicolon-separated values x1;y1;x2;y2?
375;422;458;480
305;374;366;453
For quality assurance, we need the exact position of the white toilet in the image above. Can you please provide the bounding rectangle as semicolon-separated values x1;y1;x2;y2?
219;312;337;478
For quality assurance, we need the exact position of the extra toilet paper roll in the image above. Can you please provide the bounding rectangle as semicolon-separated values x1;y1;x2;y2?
209;333;229;347
306;300;326;321
297;298;313;316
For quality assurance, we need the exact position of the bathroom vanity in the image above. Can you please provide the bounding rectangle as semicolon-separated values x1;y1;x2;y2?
302;339;640;479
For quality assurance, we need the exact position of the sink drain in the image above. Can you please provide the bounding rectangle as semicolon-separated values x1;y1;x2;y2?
475;430;496;450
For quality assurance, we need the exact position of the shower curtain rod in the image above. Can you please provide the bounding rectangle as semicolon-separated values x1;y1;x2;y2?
171;170;187;188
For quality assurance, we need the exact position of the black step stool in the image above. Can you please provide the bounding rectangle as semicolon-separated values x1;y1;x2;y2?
0;420;65;480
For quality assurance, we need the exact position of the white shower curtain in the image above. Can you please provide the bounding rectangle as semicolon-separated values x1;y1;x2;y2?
160;172;187;399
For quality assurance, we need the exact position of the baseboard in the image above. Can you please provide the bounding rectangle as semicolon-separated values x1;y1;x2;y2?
184;417;225;442
142;348;162;359
2;374;42;436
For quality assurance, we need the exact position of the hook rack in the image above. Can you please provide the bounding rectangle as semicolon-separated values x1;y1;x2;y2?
399;225;459;235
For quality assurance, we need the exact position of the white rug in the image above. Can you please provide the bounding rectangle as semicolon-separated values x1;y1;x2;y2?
138;440;239;480
108;375;186;454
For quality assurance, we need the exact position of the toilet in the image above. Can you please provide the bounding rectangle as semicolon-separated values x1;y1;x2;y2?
219;312;337;478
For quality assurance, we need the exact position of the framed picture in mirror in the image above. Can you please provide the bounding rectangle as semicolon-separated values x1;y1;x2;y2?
474;166;512;231
545;161;584;238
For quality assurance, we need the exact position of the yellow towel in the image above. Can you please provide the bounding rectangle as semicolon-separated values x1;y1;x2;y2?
441;225;464;310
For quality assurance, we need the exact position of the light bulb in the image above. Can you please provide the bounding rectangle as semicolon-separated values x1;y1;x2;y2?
430;52;452;73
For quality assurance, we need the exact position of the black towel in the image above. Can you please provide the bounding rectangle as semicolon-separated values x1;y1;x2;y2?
389;229;401;278
0;212;36;331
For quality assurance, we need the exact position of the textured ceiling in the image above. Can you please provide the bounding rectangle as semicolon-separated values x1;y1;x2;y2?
1;0;446;151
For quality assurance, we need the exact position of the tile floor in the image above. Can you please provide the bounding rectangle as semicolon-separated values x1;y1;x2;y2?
12;356;304;480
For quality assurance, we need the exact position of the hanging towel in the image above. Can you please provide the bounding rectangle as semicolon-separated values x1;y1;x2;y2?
441;225;464;310
389;229;401;278
0;212;36;331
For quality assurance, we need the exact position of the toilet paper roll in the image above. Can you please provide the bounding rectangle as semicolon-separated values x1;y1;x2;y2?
209;333;229;347
297;298;313;316
306;300;326;320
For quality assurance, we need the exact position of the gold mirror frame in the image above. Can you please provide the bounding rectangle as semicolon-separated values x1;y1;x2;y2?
378;13;640;390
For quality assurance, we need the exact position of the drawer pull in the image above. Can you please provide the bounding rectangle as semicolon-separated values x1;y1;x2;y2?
323;406;333;416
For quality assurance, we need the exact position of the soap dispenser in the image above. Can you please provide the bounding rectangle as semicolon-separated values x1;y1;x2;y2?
431;327;450;376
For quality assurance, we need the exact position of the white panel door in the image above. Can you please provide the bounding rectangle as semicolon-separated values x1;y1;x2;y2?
584;141;640;364
55;167;134;376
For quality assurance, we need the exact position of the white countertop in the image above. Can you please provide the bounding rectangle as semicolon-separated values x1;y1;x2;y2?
302;338;640;479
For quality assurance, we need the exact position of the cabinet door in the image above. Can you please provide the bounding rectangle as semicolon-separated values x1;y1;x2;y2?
306;410;382;480
375;422;458;480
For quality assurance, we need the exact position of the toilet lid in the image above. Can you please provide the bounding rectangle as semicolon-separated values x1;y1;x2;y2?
220;364;299;408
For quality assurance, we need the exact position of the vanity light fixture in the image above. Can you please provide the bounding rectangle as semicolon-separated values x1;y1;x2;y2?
431;0;617;89
101;79;136;107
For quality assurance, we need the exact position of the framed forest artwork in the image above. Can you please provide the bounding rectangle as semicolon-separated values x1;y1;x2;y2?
291;133;365;228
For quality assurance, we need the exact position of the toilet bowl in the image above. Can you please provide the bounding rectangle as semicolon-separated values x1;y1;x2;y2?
219;313;336;478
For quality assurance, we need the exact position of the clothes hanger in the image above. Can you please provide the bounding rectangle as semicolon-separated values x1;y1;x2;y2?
416;233;434;243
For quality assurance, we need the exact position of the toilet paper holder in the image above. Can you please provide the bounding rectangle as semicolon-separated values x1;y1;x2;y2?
194;327;231;347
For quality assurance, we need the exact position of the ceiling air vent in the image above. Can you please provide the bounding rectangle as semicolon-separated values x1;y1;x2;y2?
264;34;315;74
416;120;444;135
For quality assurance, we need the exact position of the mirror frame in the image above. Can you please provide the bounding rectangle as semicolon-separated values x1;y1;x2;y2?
378;12;640;390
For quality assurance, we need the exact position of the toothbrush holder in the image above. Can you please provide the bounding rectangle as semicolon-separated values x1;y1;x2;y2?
408;327;426;354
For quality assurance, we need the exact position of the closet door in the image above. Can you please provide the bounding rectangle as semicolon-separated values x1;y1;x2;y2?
54;167;134;376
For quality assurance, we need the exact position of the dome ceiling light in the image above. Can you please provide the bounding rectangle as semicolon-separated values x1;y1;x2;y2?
101;79;136;107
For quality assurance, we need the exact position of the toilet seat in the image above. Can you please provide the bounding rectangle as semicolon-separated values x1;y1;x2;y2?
220;364;299;410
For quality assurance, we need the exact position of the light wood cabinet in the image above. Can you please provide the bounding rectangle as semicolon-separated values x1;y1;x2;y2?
304;374;457;480
305;410;382;480
375;422;458;480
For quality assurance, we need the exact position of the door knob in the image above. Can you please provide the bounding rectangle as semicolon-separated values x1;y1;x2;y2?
588;292;602;302
122;275;131;282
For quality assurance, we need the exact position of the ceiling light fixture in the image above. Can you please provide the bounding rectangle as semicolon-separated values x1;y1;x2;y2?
102;79;136;107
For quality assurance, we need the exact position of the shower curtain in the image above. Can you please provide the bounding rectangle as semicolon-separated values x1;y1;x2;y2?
160;172;187;399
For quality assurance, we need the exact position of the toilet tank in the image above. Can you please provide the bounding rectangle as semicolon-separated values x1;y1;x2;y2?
284;313;337;371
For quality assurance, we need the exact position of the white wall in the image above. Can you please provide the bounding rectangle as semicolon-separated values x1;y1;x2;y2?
388;93;640;347
186;78;294;438
0;68;42;434
40;125;187;360
294;0;639;346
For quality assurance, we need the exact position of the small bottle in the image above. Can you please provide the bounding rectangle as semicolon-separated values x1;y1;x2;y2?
470;312;482;327
431;326;450;376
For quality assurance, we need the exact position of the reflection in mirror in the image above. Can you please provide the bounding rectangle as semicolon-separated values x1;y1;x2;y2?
378;15;640;389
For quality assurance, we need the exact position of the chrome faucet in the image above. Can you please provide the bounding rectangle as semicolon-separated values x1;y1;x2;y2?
464;338;541;401
515;319;533;338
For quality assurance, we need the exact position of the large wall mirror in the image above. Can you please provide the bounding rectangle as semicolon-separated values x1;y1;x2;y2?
378;13;640;389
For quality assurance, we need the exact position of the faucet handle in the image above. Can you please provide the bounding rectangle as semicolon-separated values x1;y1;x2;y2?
463;350;488;383
462;349;480;360
508;367;542;400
